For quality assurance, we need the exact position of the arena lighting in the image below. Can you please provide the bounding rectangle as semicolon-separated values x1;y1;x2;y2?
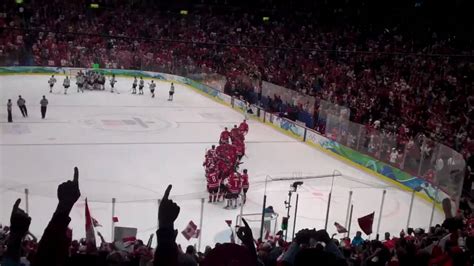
262;16;270;21
180;10;188;15
15;0;24;4
90;3;99;9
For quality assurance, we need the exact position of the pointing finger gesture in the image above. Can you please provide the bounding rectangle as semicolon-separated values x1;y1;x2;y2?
10;199;31;236
158;185;180;229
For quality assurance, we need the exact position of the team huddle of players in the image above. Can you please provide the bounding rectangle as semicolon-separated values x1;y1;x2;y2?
47;71;115;94
74;70;113;92
203;120;250;209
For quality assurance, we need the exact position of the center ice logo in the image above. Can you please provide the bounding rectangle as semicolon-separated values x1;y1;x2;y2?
81;114;172;132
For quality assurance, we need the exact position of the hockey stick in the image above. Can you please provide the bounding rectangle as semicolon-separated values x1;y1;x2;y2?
113;85;121;94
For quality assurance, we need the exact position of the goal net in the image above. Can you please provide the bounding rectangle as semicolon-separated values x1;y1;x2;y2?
235;212;279;240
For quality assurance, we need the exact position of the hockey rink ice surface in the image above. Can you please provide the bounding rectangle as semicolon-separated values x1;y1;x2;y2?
0;74;444;248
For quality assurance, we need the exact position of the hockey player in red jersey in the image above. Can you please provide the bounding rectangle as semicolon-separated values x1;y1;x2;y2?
234;140;245;160
206;145;216;159
225;171;242;209
206;170;220;203
241;169;249;204
219;127;231;144
228;145;239;165
230;125;243;144
239;119;249;136
216;143;238;168
216;158;230;202
203;145;217;168
204;154;211;168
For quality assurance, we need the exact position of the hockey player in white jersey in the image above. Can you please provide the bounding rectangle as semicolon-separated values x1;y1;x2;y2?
149;80;156;98
76;74;85;93
110;74;117;93
63;76;70;94
168;83;175;101
48;75;57;93
132;77;137;94
96;74;104;90
138;77;144;95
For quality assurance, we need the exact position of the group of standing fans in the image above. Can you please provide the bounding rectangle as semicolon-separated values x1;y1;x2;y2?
204;120;250;209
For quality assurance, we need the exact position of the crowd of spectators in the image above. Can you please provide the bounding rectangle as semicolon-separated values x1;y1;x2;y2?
1;167;473;266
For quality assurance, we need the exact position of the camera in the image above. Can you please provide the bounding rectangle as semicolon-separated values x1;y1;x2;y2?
291;181;303;192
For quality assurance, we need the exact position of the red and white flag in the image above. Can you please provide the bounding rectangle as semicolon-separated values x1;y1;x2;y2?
85;198;96;246
181;221;199;241
122;236;137;247
334;222;348;233
358;212;375;235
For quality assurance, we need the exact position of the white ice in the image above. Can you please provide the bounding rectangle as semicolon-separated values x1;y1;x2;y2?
0;74;444;249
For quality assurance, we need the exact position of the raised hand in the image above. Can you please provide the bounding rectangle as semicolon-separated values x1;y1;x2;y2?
10;199;31;236
57;167;81;210
236;218;254;245
158;185;180;229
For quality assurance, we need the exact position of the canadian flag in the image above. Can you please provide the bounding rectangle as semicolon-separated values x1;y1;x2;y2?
181;221;200;241
85;198;96;246
122;236;137;247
